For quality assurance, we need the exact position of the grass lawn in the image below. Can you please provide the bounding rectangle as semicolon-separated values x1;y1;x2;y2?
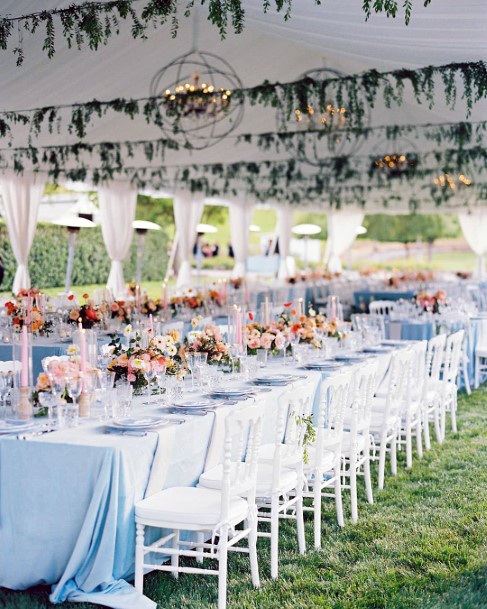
1;387;486;609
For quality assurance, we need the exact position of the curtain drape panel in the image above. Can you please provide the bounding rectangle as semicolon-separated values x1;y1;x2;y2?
173;192;205;287
458;212;487;278
324;213;364;273
229;197;253;278
276;205;294;279
0;172;45;293
98;181;137;298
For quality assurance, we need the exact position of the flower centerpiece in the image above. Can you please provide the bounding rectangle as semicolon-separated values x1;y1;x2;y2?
33;354;82;413
110;300;132;325
415;290;447;314
244;319;287;356
185;322;231;365
4;301;54;336
107;331;186;392
67;293;103;329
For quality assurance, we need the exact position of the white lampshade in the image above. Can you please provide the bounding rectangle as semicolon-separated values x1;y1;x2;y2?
52;215;96;228
291;223;322;236
133;220;161;231
249;224;261;232
196;223;218;234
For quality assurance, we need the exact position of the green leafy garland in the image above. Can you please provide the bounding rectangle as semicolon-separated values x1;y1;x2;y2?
0;62;484;143
1;119;485;177
0;0;434;65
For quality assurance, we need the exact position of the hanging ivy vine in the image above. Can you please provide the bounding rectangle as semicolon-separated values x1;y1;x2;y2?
0;61;484;144
0;0;434;65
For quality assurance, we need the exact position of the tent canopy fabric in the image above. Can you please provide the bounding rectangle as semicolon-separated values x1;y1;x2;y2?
0;1;485;211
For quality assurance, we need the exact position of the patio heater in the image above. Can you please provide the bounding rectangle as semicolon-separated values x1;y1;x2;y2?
291;223;322;270
133;220;162;284
52;215;96;294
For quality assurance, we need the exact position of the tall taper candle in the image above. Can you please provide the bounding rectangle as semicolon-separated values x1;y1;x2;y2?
21;324;28;387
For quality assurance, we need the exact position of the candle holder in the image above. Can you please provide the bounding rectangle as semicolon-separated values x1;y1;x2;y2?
18;386;33;420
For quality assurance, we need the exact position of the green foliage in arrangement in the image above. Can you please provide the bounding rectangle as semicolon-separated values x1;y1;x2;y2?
0;224;169;292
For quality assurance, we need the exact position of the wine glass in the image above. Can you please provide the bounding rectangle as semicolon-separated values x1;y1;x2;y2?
98;370;115;391
0;373;12;418
66;374;82;408
186;354;197;391
144;366;156;399
155;363;167;396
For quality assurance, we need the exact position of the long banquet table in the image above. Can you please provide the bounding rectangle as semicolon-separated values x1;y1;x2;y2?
0;350;395;608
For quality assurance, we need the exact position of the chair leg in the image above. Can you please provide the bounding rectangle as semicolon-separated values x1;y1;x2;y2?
334;465;344;528
423;408;431;451
313;476;322;549
451;393;458;433
248;511;260;588
364;456;373;504
416;419;423;458
390;434;397;476
463;357;471;395
135;523;144;593
217;526;229;609
171;529;180;579
474;356;479;389
378;437;387;490
350;460;358;523
270;495;279;580
433;403;442;444
295;484;306;555
405;424;413;469
196;532;205;564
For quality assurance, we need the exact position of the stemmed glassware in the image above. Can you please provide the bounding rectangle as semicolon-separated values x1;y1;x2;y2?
144;366;157;399
186;354;197;392
194;352;208;387
155;363;167;397
0;373;12;418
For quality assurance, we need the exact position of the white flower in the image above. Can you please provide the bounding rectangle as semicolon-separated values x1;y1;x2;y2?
67;344;79;356
166;345;177;357
151;335;166;350
101;344;115;356
123;324;133;337
131;358;149;371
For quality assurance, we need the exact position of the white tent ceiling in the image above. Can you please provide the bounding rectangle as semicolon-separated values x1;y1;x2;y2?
0;0;486;210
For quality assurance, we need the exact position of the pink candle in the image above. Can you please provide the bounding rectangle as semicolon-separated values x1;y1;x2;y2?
331;296;337;320
21;324;28;387
162;283;168;312
264;296;269;326
149;314;154;334
79;318;87;373
235;307;242;346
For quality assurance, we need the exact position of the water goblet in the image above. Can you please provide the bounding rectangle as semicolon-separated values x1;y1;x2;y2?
98;370;115;391
66;375;82;422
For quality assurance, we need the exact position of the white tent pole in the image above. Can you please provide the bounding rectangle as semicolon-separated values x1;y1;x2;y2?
64;230;77;294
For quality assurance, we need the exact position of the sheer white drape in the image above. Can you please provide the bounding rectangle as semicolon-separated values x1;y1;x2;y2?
276;205;295;279
324;212;364;273
98;181;138;298
458;212;487;277
173;191;205;287
229;196;253;278
0;172;45;293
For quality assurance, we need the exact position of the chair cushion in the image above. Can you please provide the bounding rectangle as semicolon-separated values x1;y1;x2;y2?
199;462;298;498
135;487;248;527
369;411;399;432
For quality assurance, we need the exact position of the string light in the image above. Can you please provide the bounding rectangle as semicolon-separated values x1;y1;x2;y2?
294;104;347;129
433;173;472;190
373;153;416;177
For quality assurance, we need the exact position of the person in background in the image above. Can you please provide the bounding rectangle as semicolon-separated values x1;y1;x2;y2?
228;243;234;258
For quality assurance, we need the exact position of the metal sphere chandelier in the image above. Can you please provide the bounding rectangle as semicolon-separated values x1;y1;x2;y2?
276;67;369;167
150;49;244;150
371;137;418;179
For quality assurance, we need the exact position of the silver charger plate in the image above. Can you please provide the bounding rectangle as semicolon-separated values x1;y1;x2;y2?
110;416;170;430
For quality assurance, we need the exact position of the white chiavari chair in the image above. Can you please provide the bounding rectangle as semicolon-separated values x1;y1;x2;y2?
134;405;263;609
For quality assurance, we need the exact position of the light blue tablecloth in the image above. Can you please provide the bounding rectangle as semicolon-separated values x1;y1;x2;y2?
354;290;415;311
0;342;67;379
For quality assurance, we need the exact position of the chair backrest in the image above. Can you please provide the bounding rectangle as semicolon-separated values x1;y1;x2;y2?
475;318;487;352
380;348;413;422
350;360;378;433
408;340;427;403
443;329;465;385
426;333;447;383
314;370;353;465
0;360;22;374
369;300;395;316
220;402;263;523
276;379;315;467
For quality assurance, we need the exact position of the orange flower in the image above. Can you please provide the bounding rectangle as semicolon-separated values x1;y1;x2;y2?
82;293;89;300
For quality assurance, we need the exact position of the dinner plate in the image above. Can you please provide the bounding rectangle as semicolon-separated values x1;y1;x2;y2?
172;398;214;410
111;416;170;430
304;362;341;369
210;387;254;398
362;347;393;353
334;354;367;362
0;420;37;434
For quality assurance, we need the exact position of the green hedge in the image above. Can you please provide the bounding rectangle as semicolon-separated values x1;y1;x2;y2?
0;224;169;291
